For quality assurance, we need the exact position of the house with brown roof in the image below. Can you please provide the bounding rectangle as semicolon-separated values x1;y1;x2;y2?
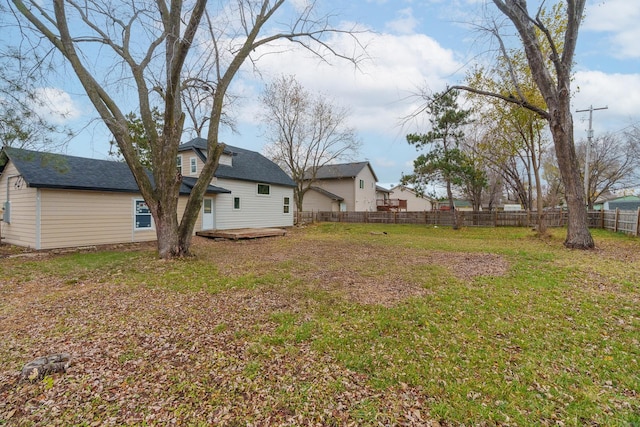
301;162;378;212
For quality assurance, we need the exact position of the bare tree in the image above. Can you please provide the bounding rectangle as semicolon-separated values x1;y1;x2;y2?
10;0;364;258
467;60;550;232
573;133;638;208
451;0;594;248
482;168;505;212
627;124;640;165
541;148;565;208
260;74;361;211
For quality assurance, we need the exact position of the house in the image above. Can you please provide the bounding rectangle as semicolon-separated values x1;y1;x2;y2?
301;162;378;212
602;195;640;211
375;185;391;203
436;199;474;211
387;185;435;211
374;185;406;212
0;139;295;250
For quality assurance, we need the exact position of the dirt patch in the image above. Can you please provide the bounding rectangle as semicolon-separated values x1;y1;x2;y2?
191;230;509;307
1;230;508;308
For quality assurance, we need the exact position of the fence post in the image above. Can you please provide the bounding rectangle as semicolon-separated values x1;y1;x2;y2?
614;208;620;233
636;207;640;237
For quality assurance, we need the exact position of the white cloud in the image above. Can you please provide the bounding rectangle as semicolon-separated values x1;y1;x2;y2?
385;8;419;35
240;29;463;139
375;157;397;168
31;88;83;124
288;0;312;13
573;70;640;132
583;0;640;59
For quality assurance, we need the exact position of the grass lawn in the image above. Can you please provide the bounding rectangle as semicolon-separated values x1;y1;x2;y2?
0;224;639;426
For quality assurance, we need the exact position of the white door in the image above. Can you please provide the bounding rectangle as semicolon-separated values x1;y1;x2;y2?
202;198;214;230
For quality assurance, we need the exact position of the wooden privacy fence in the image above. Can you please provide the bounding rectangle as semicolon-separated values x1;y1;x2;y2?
295;208;640;237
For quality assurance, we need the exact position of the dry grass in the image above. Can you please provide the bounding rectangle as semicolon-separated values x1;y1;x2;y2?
0;224;638;426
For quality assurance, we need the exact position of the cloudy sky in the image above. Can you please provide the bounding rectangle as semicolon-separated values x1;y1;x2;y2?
32;0;640;185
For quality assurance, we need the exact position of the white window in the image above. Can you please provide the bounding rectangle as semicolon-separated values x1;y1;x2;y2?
257;183;270;195
134;199;153;230
176;155;182;175
233;197;241;210
283;197;290;214
190;157;197;175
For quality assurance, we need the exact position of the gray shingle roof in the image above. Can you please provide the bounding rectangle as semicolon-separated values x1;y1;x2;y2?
1;147;230;195
304;162;377;181
178;138;295;187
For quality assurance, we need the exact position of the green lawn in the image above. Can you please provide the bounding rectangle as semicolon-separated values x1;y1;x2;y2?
1;224;639;426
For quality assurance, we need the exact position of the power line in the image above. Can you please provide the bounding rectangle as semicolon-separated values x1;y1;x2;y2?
576;105;608;203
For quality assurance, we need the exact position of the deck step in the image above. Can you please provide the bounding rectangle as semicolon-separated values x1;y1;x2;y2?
196;228;286;240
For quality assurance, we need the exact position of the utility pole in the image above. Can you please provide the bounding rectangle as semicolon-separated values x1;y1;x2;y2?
576;105;608;207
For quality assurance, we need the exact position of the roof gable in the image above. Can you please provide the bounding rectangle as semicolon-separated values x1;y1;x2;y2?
305;161;378;182
309;186;344;201
178;138;295;187
2;147;229;195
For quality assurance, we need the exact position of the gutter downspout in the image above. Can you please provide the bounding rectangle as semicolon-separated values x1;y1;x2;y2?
1;174;23;243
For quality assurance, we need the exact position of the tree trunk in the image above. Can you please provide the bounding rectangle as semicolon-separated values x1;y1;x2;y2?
153;203;182;258
550;108;594;249
446;181;460;230
534;157;547;235
490;0;591;249
295;186;304;212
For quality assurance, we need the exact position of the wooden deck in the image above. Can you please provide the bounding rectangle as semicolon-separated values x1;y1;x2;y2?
196;228;287;240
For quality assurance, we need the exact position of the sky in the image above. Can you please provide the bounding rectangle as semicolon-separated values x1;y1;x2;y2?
19;0;640;187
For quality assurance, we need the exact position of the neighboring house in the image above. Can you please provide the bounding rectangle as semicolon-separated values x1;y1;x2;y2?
303;186;344;212
302;162;378;212
436;199;474;211
454;200;474;211
388;185;435;211
375;185;391;203
375;185;406;211
0;139;294;250
602;195;640;211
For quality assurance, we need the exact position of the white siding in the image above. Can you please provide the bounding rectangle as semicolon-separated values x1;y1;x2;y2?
354;167;377;211
389;187;434;211
305;179;354;211
302;164;379;212
302;189;340;212
219;153;232;166
214;179;293;229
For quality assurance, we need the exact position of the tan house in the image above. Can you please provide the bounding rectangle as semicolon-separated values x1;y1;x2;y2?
302;162;378;212
0;139;295;250
388;185;436;211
